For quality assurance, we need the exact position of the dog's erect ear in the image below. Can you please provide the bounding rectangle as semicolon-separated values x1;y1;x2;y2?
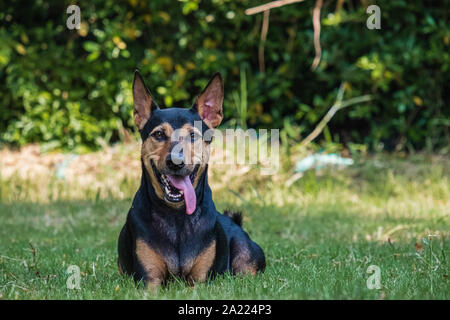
133;70;157;130
193;73;224;129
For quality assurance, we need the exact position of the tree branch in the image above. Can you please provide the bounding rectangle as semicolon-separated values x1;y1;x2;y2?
258;10;270;73
245;0;306;16
300;84;372;147
311;0;323;70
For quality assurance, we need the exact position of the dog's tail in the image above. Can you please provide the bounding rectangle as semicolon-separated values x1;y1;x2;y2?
224;210;243;227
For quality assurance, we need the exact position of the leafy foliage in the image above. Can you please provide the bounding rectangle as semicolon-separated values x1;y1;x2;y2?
0;0;448;152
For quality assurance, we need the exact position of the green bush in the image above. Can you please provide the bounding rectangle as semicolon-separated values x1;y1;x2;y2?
0;0;448;152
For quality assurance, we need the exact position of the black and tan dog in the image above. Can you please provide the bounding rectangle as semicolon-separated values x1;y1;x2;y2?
118;71;265;288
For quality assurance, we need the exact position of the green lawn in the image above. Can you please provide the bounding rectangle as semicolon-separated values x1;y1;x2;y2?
0;154;449;299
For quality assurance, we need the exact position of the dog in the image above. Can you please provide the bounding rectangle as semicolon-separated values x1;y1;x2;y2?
117;70;265;288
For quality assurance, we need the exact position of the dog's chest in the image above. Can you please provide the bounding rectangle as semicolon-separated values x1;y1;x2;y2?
160;247;191;276
159;238;216;278
145;210;217;279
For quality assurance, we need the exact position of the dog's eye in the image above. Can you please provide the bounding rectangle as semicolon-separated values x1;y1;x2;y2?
151;130;166;141
190;131;201;142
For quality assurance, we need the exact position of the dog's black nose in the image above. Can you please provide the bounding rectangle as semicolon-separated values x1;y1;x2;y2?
166;153;185;171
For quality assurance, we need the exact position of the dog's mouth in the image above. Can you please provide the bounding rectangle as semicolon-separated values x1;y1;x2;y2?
160;173;185;203
151;162;199;214
160;170;197;203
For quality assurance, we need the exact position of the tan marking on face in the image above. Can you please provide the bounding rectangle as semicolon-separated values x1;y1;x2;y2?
179;124;211;189
141;122;212;206
141;123;174;200
136;238;167;288
193;165;205;188
185;240;216;283
179;124;199;169
192;139;211;189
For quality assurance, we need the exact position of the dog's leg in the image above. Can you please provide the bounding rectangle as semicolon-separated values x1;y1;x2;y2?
135;238;167;290
118;258;124;275
230;238;265;276
187;240;216;285
118;223;134;275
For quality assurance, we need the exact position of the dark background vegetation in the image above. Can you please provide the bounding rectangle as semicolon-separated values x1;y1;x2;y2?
0;0;448;153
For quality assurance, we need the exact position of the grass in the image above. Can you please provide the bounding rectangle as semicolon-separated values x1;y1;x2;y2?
0;150;449;299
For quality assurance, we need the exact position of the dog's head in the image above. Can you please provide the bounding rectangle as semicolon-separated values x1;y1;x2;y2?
132;70;223;214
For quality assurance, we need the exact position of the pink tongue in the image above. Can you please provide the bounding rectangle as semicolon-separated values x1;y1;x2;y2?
166;175;196;215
